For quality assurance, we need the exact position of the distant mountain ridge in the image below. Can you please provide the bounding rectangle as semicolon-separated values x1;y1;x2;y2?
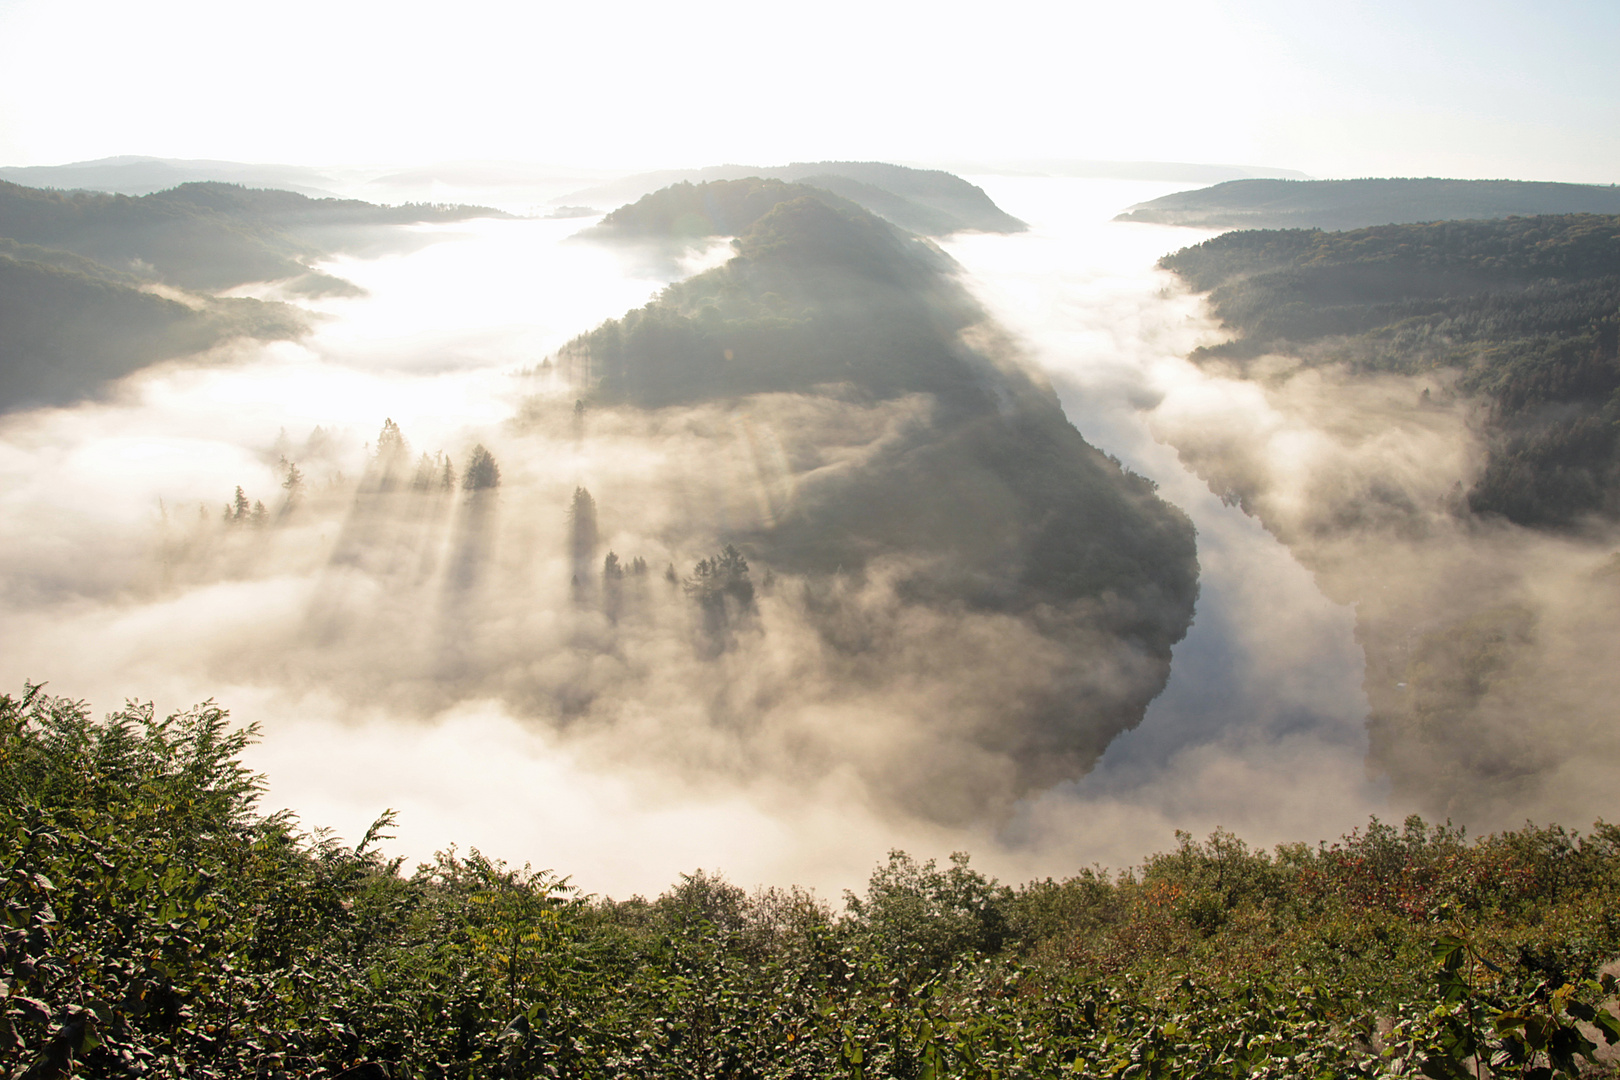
0;156;344;197
0;179;507;291
561;161;1025;235
1118;177;1620;230
934;159;1311;183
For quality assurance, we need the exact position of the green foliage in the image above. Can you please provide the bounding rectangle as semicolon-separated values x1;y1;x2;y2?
7;680;1620;1076
845;853;1010;981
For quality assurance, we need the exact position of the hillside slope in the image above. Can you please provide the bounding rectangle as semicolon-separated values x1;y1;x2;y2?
1163;215;1620;527
0;239;305;410
557;192;1199;814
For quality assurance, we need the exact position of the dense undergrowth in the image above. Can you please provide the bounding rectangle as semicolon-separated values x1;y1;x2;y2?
4;686;1619;1078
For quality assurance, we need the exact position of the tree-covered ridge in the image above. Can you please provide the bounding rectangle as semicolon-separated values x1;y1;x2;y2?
581;178;862;244
0;178;508;411
1119;178;1620;231
0;179;508;291
0;241;306;411
555;195;1198;802
563;161;1026;236
570;195;999;408
7;684;1620;1079
1162;215;1620;527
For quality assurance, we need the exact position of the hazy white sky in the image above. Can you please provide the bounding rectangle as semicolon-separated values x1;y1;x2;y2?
0;0;1615;180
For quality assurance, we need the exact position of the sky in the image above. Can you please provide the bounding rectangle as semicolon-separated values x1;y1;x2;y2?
0;0;1616;182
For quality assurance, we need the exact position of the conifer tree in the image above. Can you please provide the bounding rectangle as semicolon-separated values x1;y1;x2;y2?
464;445;500;491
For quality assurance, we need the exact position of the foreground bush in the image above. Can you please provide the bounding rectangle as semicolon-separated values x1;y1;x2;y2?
3;686;1618;1078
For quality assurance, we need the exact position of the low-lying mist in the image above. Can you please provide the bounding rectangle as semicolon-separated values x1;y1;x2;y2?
1127;208;1620;831
11;178;1588;901
1145;351;1620;828
942;178;1395;865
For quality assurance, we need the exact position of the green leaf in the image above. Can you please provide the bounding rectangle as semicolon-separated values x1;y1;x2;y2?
1432;936;1466;973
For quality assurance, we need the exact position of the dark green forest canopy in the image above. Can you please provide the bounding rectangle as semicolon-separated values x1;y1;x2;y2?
563;160;1026;236
1119;177;1620;231
1162;215;1620;526
0;241;305;411
7;685;1620;1079
574;193;1007;409
562;194;1199;791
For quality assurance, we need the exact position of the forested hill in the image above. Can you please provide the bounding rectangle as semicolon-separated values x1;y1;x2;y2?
0;179;507;411
1163;214;1620;527
563;160;1025;235
0;179;507;291
573;191;1004;408
1119;177;1620;231
0;239;305;410
558;192;1198;812
8;685;1620;1078
580;177;859;244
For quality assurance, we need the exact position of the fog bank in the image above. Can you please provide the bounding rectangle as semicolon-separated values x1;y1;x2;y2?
0;181;1464;898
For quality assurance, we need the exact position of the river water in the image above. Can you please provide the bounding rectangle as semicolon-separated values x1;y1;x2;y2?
946;179;1388;866
0;178;1398;896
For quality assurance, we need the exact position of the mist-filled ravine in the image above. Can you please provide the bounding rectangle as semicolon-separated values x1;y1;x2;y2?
6;176;1610;903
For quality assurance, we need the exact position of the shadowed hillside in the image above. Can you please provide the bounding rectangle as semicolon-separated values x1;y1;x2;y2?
579;177;856;246
1163;215;1620;527
556;191;1199;815
0;239;305;410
